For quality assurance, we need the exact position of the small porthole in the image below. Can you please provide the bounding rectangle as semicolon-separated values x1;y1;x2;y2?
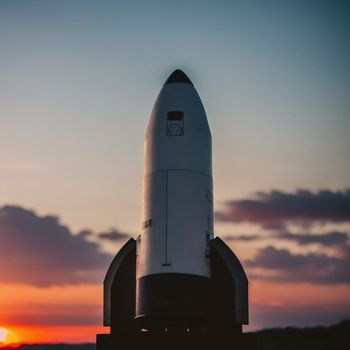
168;124;183;136
167;111;184;136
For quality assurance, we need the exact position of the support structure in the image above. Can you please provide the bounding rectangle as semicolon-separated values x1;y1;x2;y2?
96;237;248;350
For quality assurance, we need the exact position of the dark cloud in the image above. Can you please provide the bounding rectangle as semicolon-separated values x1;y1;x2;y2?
78;229;94;238
246;246;350;284
98;229;130;241
274;231;349;246
223;230;349;248
0;205;114;287
222;234;260;242
219;192;350;285
222;230;350;249
216;189;350;229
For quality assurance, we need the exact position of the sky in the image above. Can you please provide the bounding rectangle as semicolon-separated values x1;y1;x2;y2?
0;0;350;344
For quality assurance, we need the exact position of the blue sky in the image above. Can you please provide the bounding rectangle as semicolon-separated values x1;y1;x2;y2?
1;0;349;232
0;0;350;337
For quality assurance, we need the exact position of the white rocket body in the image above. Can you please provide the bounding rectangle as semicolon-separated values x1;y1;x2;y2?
99;71;248;345
140;75;213;277
136;70;214;324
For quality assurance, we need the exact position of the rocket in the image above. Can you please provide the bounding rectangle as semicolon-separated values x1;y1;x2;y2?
137;69;213;326
97;70;249;349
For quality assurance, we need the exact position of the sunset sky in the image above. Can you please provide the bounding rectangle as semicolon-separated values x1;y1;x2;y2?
1;0;350;344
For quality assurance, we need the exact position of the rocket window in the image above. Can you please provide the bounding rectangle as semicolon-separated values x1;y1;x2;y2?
167;111;183;121
167;111;184;136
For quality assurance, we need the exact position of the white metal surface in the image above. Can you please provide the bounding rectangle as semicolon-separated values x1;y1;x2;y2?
138;80;214;279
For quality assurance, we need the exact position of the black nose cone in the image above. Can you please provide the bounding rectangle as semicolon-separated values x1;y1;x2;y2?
165;69;193;85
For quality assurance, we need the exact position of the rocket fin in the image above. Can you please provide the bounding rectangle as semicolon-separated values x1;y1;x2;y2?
103;238;136;327
210;237;249;325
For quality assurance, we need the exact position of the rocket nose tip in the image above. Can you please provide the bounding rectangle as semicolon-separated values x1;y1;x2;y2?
164;69;193;86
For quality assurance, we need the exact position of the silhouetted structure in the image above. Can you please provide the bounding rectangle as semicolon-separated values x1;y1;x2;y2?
2;321;348;350
96;70;249;349
96;237;248;349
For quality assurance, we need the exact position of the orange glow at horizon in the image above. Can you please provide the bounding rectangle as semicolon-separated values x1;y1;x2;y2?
0;283;107;344
0;325;108;345
0;280;348;343
0;328;19;345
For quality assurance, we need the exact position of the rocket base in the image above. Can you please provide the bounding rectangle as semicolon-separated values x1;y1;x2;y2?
97;237;250;350
96;330;256;350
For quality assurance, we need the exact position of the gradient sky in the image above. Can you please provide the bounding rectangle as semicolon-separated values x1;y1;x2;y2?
0;0;349;344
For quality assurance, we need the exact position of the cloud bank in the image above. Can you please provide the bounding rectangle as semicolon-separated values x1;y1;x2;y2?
224;231;349;247
274;230;349;247
246;246;349;284
216;189;350;229
218;189;350;285
2;187;349;287
0;205;131;287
